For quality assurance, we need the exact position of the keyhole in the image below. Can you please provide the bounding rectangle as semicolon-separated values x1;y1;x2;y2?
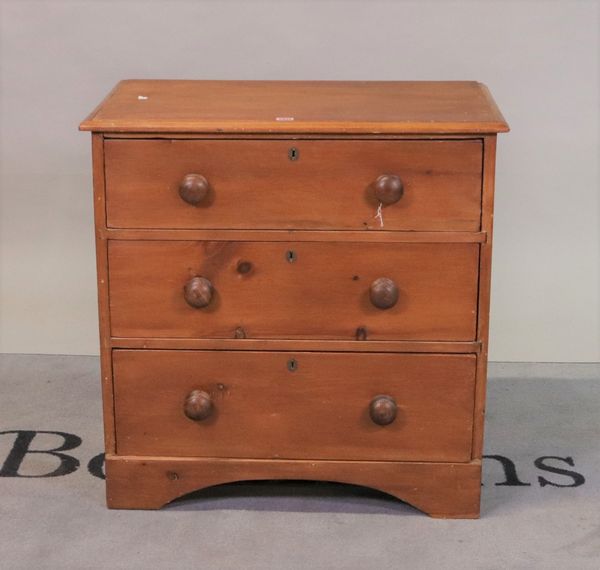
287;358;298;372
288;147;299;161
286;250;297;263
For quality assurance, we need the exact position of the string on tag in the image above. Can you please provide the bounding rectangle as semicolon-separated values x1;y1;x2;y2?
374;202;384;228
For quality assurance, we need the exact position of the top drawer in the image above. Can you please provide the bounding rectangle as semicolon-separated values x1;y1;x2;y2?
104;139;482;231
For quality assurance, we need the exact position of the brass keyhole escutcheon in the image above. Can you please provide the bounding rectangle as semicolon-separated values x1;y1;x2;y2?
288;147;299;161
287;358;298;372
286;250;297;263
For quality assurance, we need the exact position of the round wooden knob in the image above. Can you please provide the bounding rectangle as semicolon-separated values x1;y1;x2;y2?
373;174;404;205
183;390;213;421
179;173;209;205
369;395;397;426
369;277;399;309
183;276;213;308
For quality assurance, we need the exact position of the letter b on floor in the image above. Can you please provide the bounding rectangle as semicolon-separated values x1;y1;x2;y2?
0;430;81;477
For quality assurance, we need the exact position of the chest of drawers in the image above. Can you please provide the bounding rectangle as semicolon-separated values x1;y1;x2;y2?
80;80;508;518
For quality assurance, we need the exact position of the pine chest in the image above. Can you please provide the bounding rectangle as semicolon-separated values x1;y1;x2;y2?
80;80;508;517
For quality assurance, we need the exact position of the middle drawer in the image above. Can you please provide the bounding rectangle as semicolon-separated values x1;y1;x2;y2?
108;240;479;341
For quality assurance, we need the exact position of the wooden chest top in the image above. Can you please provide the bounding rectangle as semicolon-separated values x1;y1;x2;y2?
79;80;508;134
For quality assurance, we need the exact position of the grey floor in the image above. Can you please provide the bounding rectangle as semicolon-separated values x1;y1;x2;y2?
0;355;599;569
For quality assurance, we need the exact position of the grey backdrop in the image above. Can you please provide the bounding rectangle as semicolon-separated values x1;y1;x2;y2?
0;0;598;361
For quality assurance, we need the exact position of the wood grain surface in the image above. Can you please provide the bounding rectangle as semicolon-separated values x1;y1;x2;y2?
104;139;483;231
91;134;116;453
108;240;480;341
101;228;487;243
105;454;482;518
79;80;508;134
109;337;481;354
113;350;476;462
472;136;498;459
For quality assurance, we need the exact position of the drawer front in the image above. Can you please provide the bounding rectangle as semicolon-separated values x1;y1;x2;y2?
104;139;482;231
108;240;479;341
113;350;476;461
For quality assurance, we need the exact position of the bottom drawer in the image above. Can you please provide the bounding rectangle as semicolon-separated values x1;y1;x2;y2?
113;350;476;462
